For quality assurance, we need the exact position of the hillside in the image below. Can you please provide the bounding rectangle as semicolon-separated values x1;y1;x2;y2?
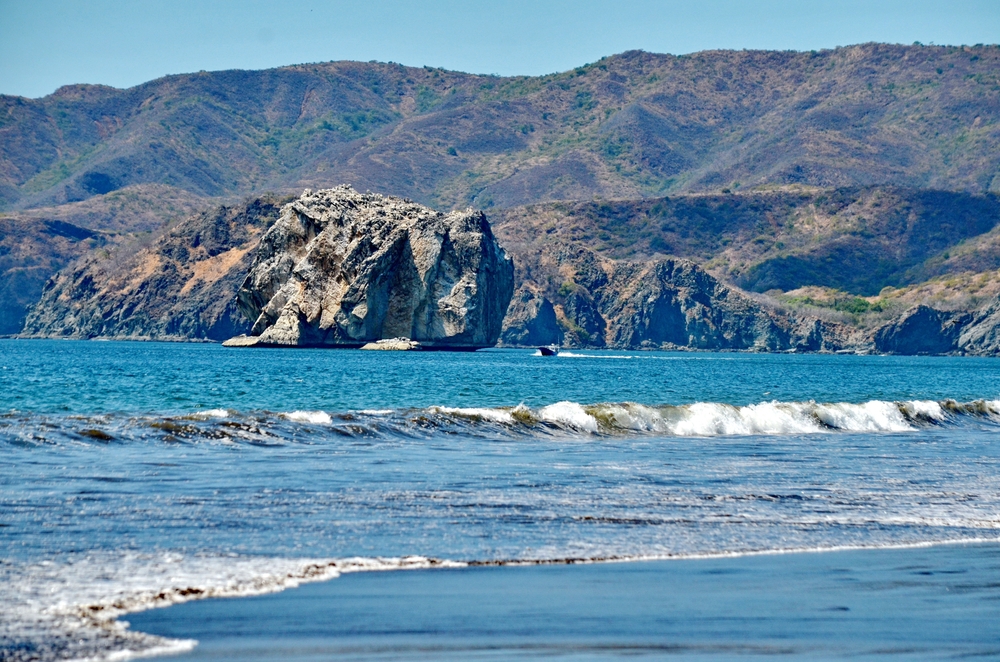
491;186;1000;296
0;184;214;333
21;195;290;341
17;184;1000;342
0;216;105;334
6;183;211;232
3;44;999;213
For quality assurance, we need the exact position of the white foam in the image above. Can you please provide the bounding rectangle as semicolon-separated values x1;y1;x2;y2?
3;552;465;662
596;403;666;432
812;400;914;432
281;410;333;424
558;351;635;360
677;402;822;436
610;537;1000;563
431;406;515;424
191;409;230;419
586;399;942;436
539;401;599;432
900;400;947;421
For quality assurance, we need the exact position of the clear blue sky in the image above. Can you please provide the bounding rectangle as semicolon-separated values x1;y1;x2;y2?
1;0;998;98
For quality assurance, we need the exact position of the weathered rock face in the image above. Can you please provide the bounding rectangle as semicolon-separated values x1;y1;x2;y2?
872;305;968;355
500;285;564;347
21;196;289;340
499;246;860;352
596;257;788;351
959;297;1000;355
867;297;1000;356
236;186;515;349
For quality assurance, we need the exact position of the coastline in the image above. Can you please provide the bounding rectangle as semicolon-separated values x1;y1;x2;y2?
128;541;1000;661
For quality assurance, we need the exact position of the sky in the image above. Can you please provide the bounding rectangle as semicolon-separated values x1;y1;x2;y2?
1;0;998;98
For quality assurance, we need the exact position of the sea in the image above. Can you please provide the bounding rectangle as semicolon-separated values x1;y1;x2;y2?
2;339;999;660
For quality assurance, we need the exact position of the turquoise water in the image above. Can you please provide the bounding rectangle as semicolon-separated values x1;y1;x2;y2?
5;340;1000;413
2;340;1000;660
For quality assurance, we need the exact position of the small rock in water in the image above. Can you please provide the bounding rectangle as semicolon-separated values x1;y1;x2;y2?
359;338;422;351
222;335;263;347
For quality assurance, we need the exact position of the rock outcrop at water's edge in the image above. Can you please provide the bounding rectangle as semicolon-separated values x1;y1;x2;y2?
500;285;565;347
958;298;1000;355
872;305;968;355
870;296;1000;356
498;246;866;352
233;186;515;349
20;182;1000;356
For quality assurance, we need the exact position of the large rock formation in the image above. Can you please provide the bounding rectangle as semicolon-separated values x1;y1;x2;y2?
234;186;515;349
20;196;289;340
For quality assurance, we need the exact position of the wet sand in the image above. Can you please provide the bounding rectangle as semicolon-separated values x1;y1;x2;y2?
127;542;1000;660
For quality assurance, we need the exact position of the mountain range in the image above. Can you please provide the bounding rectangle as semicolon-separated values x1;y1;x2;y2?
3;43;999;212
3;44;1000;347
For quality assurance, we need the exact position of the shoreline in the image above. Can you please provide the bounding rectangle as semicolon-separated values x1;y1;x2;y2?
126;541;1000;661
2;335;986;358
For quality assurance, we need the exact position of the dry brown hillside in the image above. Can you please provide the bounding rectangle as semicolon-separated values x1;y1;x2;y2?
2;44;998;213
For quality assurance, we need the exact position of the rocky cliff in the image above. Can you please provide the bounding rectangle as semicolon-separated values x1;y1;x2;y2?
0;217;106;335
20;195;290;340
234;186;515;349
499;246;862;352
958;298;1000;355
870;296;1000;356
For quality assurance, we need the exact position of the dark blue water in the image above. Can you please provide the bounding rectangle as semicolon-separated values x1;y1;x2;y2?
2;340;1000;661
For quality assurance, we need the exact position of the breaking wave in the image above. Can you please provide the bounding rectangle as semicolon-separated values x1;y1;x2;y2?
3;398;999;447
280;410;334;425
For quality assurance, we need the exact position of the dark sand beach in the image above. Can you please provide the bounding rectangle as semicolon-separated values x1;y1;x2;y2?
129;543;1000;661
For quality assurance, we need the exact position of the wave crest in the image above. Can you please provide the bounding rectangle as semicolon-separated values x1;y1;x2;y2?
421;397;1000;437
5;398;1000;448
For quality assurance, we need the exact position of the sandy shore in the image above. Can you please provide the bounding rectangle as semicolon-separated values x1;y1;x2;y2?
128;542;1000;661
